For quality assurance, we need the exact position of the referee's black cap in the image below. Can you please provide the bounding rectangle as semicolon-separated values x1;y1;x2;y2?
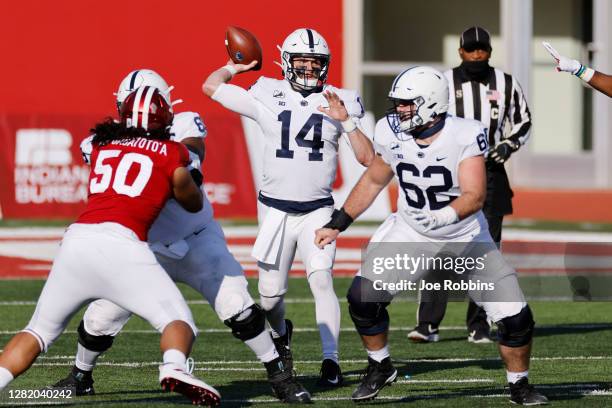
460;26;492;52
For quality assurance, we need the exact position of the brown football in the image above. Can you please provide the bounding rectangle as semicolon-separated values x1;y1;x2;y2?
225;26;263;71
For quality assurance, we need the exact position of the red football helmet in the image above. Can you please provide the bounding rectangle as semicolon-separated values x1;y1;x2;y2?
119;86;173;131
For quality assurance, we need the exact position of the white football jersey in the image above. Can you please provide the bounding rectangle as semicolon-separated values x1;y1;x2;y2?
81;111;213;245
242;77;365;202
374;115;489;239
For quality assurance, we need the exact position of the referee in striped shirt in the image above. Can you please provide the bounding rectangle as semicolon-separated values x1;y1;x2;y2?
408;26;532;344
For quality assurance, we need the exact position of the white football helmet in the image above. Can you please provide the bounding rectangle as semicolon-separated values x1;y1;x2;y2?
277;28;330;91
386;66;449;137
114;69;181;111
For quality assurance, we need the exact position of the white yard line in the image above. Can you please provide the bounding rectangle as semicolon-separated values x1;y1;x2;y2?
2;323;611;336
20;355;612;367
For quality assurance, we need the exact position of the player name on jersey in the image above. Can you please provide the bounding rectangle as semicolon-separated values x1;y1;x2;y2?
109;137;169;156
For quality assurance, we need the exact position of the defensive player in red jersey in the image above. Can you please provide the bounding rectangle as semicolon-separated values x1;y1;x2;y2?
0;86;221;406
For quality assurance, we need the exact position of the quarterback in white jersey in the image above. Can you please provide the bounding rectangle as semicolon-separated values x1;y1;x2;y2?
315;67;548;405
203;28;374;386
53;69;311;404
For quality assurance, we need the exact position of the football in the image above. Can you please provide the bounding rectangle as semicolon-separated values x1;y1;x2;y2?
225;26;263;71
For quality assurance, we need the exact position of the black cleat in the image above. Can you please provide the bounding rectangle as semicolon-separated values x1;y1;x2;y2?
272;319;294;371
351;357;397;402
48;366;95;396
468;329;493;344
509;378;549;405
316;359;343;387
265;357;311;404
407;324;440;343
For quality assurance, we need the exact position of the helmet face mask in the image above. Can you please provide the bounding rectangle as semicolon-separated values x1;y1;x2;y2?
385;66;449;140
278;29;331;92
119;86;174;133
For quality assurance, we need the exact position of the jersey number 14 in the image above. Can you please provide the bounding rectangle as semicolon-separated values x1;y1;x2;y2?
275;110;324;161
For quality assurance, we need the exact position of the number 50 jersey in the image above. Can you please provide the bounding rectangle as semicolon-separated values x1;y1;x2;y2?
374;115;489;240
77;137;189;241
213;77;365;203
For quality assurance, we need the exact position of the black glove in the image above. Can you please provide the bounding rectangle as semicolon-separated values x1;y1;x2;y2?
488;139;520;164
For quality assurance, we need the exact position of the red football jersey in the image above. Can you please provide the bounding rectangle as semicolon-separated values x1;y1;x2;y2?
77;137;189;241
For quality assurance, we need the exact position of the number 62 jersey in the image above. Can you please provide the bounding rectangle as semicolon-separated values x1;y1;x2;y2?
374;115;489;240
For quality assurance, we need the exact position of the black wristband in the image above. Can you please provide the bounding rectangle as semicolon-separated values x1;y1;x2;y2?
190;168;203;187
323;208;354;232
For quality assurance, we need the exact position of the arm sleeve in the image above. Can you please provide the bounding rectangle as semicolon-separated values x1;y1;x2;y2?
506;77;532;146
169;143;191;175
459;124;488;163
171;112;207;142
211;83;261;121
346;90;366;119
80;135;95;165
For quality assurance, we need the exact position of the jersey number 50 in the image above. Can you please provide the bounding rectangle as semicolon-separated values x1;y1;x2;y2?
90;150;153;197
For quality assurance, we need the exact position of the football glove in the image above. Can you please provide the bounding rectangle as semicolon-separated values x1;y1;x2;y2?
187;151;203;187
542;41;595;82
489;139;520;164
407;206;458;232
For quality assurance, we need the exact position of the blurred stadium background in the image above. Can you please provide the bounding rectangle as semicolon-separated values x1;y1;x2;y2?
1;1;611;406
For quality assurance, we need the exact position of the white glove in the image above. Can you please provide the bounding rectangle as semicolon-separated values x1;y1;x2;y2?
408;206;459;232
542;41;581;74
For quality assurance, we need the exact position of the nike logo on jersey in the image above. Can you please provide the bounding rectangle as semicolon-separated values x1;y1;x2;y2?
390;143;400;150
436;156;447;161
273;90;285;98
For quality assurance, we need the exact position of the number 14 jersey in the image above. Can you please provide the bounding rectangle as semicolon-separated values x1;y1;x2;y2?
213;77;365;203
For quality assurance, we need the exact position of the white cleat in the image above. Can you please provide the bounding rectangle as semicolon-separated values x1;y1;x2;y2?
159;359;221;406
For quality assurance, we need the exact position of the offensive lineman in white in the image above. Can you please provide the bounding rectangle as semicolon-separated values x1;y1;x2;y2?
315;67;548;405
51;69;311;403
203;28;374;385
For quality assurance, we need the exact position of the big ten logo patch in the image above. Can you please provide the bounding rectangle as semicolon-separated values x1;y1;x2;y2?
14;129;89;204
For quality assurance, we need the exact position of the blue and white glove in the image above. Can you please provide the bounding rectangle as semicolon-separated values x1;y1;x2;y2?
408;206;459;232
187;151;203;186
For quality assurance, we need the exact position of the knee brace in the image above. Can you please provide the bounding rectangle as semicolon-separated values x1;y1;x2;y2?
347;276;392;336
78;320;115;352
496;305;535;347
224;304;266;341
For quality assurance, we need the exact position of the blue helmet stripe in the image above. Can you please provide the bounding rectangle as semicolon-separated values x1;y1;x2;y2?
306;29;314;49
129;70;140;90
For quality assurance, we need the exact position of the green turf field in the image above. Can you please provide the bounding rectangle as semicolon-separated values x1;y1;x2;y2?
1;278;611;407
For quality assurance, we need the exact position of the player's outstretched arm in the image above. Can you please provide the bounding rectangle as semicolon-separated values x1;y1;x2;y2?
588;71;612;98
318;90;374;166
202;59;258;97
172;166;203;213
452;155;486;219
542;41;612;98
315;155;394;248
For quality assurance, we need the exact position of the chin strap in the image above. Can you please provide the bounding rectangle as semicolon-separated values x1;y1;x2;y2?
409;114;447;139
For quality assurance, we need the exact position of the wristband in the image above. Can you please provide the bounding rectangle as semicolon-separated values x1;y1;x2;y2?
575;65;595;82
222;65;238;77
323;208;354;232
341;118;357;133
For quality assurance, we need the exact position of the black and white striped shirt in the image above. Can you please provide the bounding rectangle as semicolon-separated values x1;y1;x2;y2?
444;67;531;148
